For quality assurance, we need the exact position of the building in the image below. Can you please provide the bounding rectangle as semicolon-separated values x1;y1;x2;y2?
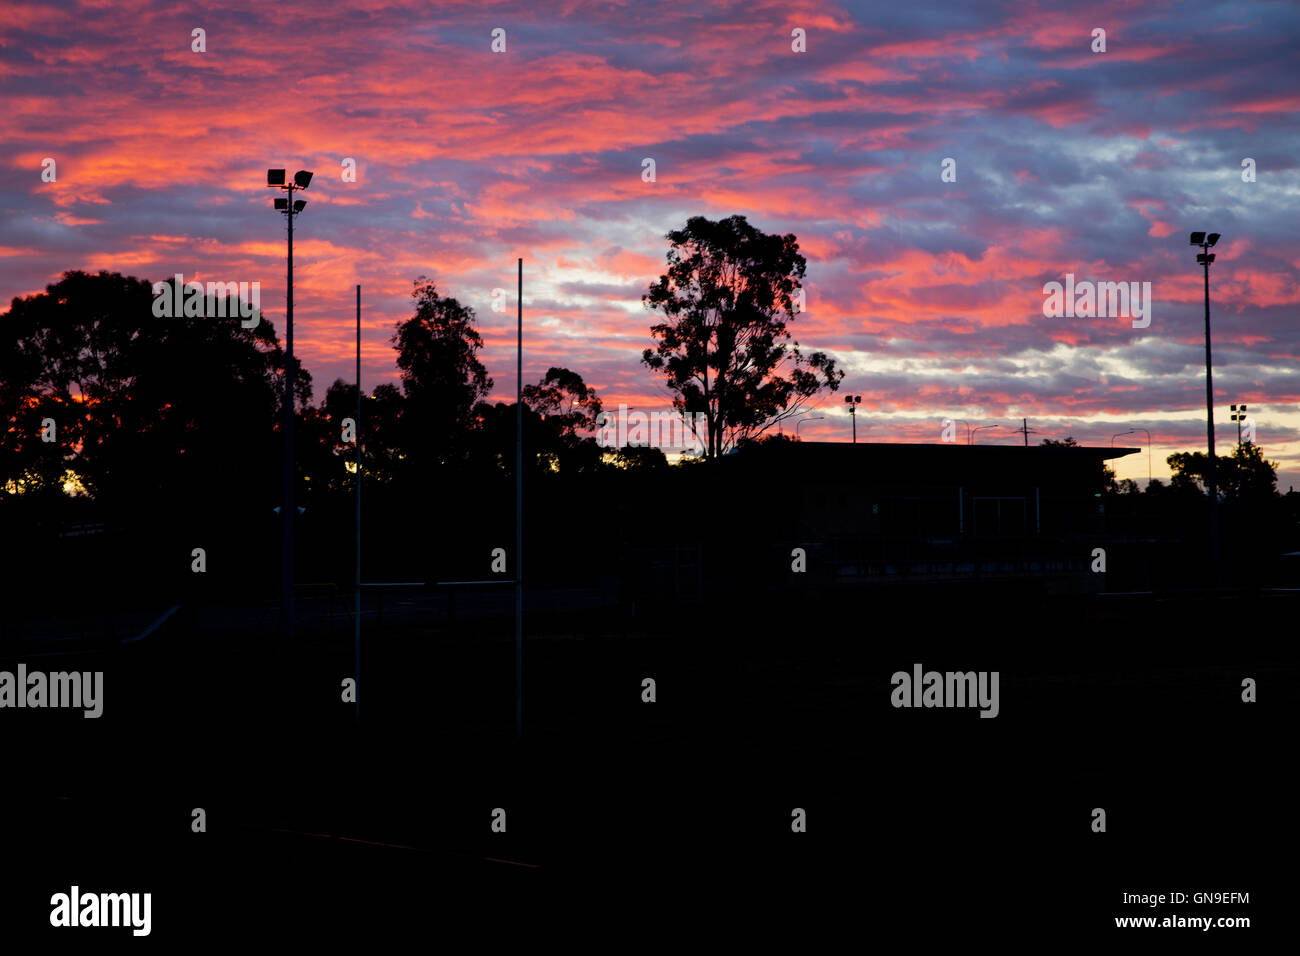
690;440;1141;598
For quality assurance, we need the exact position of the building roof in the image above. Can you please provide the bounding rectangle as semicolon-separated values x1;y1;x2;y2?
754;440;1139;462
716;440;1139;486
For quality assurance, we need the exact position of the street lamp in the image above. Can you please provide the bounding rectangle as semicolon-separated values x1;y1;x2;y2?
1113;428;1152;486
951;419;972;444
268;167;313;641
796;415;824;439
845;395;862;443
1191;230;1221;581
970;424;1000;444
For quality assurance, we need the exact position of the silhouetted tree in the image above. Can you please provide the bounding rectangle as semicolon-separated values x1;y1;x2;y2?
642;215;844;457
606;443;669;471
736;432;800;451
523;367;603;442
392;278;492;466
1168;443;1279;501
0;270;305;608
301;379;367;496
522;367;605;471
0;270;295;510
362;383;407;483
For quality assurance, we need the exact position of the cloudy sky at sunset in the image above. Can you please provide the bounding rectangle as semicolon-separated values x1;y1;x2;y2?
3;0;1298;486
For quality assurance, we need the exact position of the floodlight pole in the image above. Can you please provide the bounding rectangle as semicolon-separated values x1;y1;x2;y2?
846;395;861;443
268;168;311;642
1200;244;1221;583
282;179;298;643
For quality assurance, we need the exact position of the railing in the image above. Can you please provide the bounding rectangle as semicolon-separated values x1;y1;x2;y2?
824;535;1095;586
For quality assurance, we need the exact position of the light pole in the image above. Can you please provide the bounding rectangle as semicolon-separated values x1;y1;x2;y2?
1230;403;1247;447
796;415;824;439
952;419;972;445
268;167;312;641
1114;428;1151;486
845;395;862;443
970;424;1000;444
1191;230;1221;581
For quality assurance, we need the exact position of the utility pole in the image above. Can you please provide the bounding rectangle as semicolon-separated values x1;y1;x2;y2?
1020;418;1037;446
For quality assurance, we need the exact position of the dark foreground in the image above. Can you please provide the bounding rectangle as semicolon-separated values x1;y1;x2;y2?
2;587;1293;942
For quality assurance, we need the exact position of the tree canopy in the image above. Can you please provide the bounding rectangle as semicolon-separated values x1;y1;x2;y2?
1168;443;1279;501
392;278;492;466
0;270;297;510
642;215;844;457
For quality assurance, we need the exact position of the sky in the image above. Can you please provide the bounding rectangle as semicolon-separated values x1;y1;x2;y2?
2;0;1298;488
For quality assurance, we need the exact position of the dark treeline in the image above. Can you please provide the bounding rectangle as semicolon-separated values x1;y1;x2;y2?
0;215;852;626
0;269;669;622
3;216;1298;632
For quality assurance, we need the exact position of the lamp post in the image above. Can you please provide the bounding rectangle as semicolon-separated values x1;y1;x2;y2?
951;419;972;445
1191;230;1221;581
1113;428;1151;486
1230;403;1247;447
796;415;824;439
970;424;1000;444
845;395;862;443
268;167;313;640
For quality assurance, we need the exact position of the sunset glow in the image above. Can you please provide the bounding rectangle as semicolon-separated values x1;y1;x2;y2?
3;0;1298;485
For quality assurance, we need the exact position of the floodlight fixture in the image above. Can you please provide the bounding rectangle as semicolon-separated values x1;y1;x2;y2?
1189;231;1206;245
294;170;313;189
274;198;288;211
267;168;286;186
